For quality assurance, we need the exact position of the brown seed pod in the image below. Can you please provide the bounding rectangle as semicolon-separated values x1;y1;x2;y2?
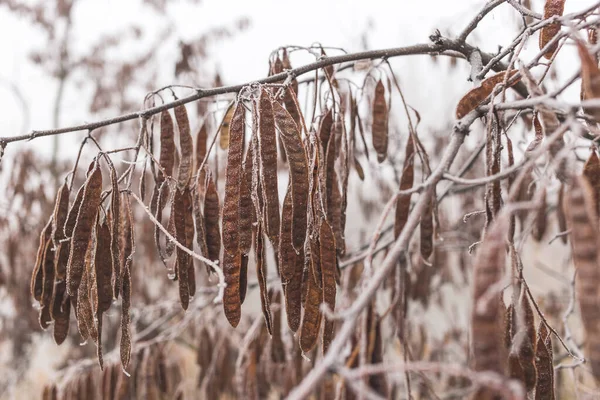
204;170;222;264
534;322;555;400
583;149;600;215
526;114;544;152
258;88;280;244
420;194;434;260
255;223;272;334
219;101;235;150
395;134;415;238
319;219;337;354
271;100;309;251
51;277;70;345
515;287;537;392
564;176;600;380
120;195;134;371
455;70;520;119
579;40;600;122
279;188;304;332
300;241;323;353
175;104;193;189
239;141;254;256
557;183;567;243
95;219;113;316
372;79;388;163
107;160;121;300
159;110;176;182
67;160;102;297
31;219;52;302
532;188;547;242
195;122;208;175
39;238;56;329
173;187;192;310
64;184;85;239
192;185;210;273
184;188;196;298
222;100;245;327
270;289;286;363
470;212;509;396
51;182;70;246
318;109;333;154
76;245;96;343
540;0;565;59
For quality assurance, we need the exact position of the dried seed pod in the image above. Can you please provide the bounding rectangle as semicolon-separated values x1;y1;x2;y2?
239;142;254;256
455;70;520;119
420;194;434;260
39;238;56;329
192;185;210;272
258;88;280;244
557;183;567;243
272;100;309;251
300;241;323;353
583;149;600;215
255;224;272;334
320;219;337;354
76;245;96;342
175;104;193;189
318;109;333;154
195;122;208;174
173;187;193;310
204;170;222;264
64;184;85;239
279;188;304;332
159;110;176;182
95;220;113;316
219;101;235;150
222;100;245;327
107;160;121;300
52;182;70;246
534;322;555;400
579;41;600;122
564;176;600;380
540;0;565;59
51;277;70;345
515;287;537;392
67;160;102;297
120;195;134;371
532;188;547;241
270;289;286;363
372;79;388;163
395;134;415;238
470;213;509;397
526;114;544;152
31;219;52;302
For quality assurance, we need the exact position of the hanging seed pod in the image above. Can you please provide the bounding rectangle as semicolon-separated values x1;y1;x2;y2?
557;183;567;243
320;219;337;354
204;170;222;264
120;194;134;371
195;122;208;175
534;322;555;400
159;111;176;182
31;219;52;302
455;70;520;119
395;135;415;238
51;278;70;345
515;287;537;393
255;223;272;334
420;194;434;260
219;101;236;150
76;245;95;343
532;188;547;242
239;141;254;256
51;182;70;246
272;100;309;251
579;41;600;122
222;100;245;327
107;160;121;300
192;185;210;273
583;149;600;215
371;79;388;163
318;109;333;154
257;88;280;244
64;184;85;239
175;105;193;190
540;0;566;59
300;241;323;353
270;289;286;363
184;187;196;298
95;220;113;317
67;160;102;297
39;238;56;329
173;187;192;310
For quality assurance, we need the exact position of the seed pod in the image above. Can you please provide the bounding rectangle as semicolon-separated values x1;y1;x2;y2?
95;220;113;315
526;114;544;152
222;100;245;327
107;160;121;300
583;149;600;215
395;135;415;238
271;100;309;251
300;241;323;353
31;219;52;302
318;109;333;154
255;224;272;334
64;184;85;239
532;188;547;242
320;219;337;354
173;187;192;310
420;194;434;260
51;277;70;345
184;189;196;298
455;70;520;119
564;176;600;380
270;289;286;363
579;40;600;122
219;101;235;150
557;183;567;243
540;0;565;59
39;238;56;329
239;143;254;256
515;287;537;392
534;322;555;400
52;182;70;246
192;185;210;273
67;160;102;297
258;88;280;244
76;245;97;343
204;170;222;264
470;212;509;397
159;110;176;182
372;79;388;163
279;188;304;332
175;105;193;189
195;122;208;175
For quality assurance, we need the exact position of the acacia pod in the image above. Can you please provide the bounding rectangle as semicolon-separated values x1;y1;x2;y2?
75;246;96;343
173;187;192;310
255;224;272;334
204;170;222;264
420;194;434;260
175;105;193;189
318;109;333;154
516;287;537;392
184;188;196;298
470;212;509;397
534;322;555;400
120;195;134;371
455;70;520;119
67;161;102;297
540;0;565;59
219;102;235;150
239;142;254;255
95;220;113;315
320;219;337;354
107;160;121;300
192;185;210;273
64;184;85;239
271;100;309;251
31;219;52;302
270;289;286;363
39;237;56;329
300;241;323;353
159;110;176;182
394;134;415;238
564;176;600;380
51;182;70;246
579;41;600;122
557;183;567;243
51;277;70;345
257;88;280;244
222;100;245;327
279;188;304;332
195;122;208;175
532;188;547;242
372;79;388;162
583;149;600;215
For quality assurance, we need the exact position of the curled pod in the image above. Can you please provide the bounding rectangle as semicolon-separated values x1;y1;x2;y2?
455;70;520;119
